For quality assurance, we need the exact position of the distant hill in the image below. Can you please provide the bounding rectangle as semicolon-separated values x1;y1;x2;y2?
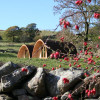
33;30;58;42
0;30;5;31
40;30;57;36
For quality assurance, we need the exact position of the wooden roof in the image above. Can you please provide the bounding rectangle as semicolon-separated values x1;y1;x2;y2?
17;44;34;58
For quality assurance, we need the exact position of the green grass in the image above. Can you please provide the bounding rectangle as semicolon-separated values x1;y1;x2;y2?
0;41;68;69
0;42;100;71
0;51;100;70
0;42;32;51
0;52;69;69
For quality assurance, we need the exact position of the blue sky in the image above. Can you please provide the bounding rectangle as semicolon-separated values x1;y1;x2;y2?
0;0;61;31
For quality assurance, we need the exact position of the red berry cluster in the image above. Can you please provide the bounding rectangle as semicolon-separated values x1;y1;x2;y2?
87;57;96;65
96;44;99;48
21;68;28;72
68;94;73;100
60;37;64;42
98;36;100;39
52;96;58;100
84;42;87;46
74;57;79;62
52;67;55;70
94;13;100;19
75;0;83;6
85;88;96;97
75;25;79;30
59;19;71;29
64;57;69;61
60;19;80;30
43;64;46;67
50;52;60;59
84;73;89;77
63;78;69;84
75;0;91;5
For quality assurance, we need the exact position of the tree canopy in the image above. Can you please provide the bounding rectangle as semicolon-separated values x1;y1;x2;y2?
54;0;100;50
4;23;40;42
5;26;21;42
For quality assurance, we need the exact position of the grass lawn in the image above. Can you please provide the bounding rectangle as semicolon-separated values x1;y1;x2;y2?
0;51;100;71
0;42;28;50
0;42;100;71
0;52;71;69
0;42;68;69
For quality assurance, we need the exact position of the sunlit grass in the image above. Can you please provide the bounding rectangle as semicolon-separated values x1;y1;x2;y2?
0;42;100;72
0;52;69;69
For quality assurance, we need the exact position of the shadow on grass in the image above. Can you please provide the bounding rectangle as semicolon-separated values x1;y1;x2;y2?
0;53;16;58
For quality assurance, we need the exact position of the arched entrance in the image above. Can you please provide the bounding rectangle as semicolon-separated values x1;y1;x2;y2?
32;39;47;59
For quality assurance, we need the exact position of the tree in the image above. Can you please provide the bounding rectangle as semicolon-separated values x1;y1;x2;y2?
26;23;40;41
5;26;21;42
54;0;100;50
20;23;40;42
26;23;37;30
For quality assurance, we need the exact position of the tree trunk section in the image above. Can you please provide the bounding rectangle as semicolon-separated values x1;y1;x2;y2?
84;22;89;51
